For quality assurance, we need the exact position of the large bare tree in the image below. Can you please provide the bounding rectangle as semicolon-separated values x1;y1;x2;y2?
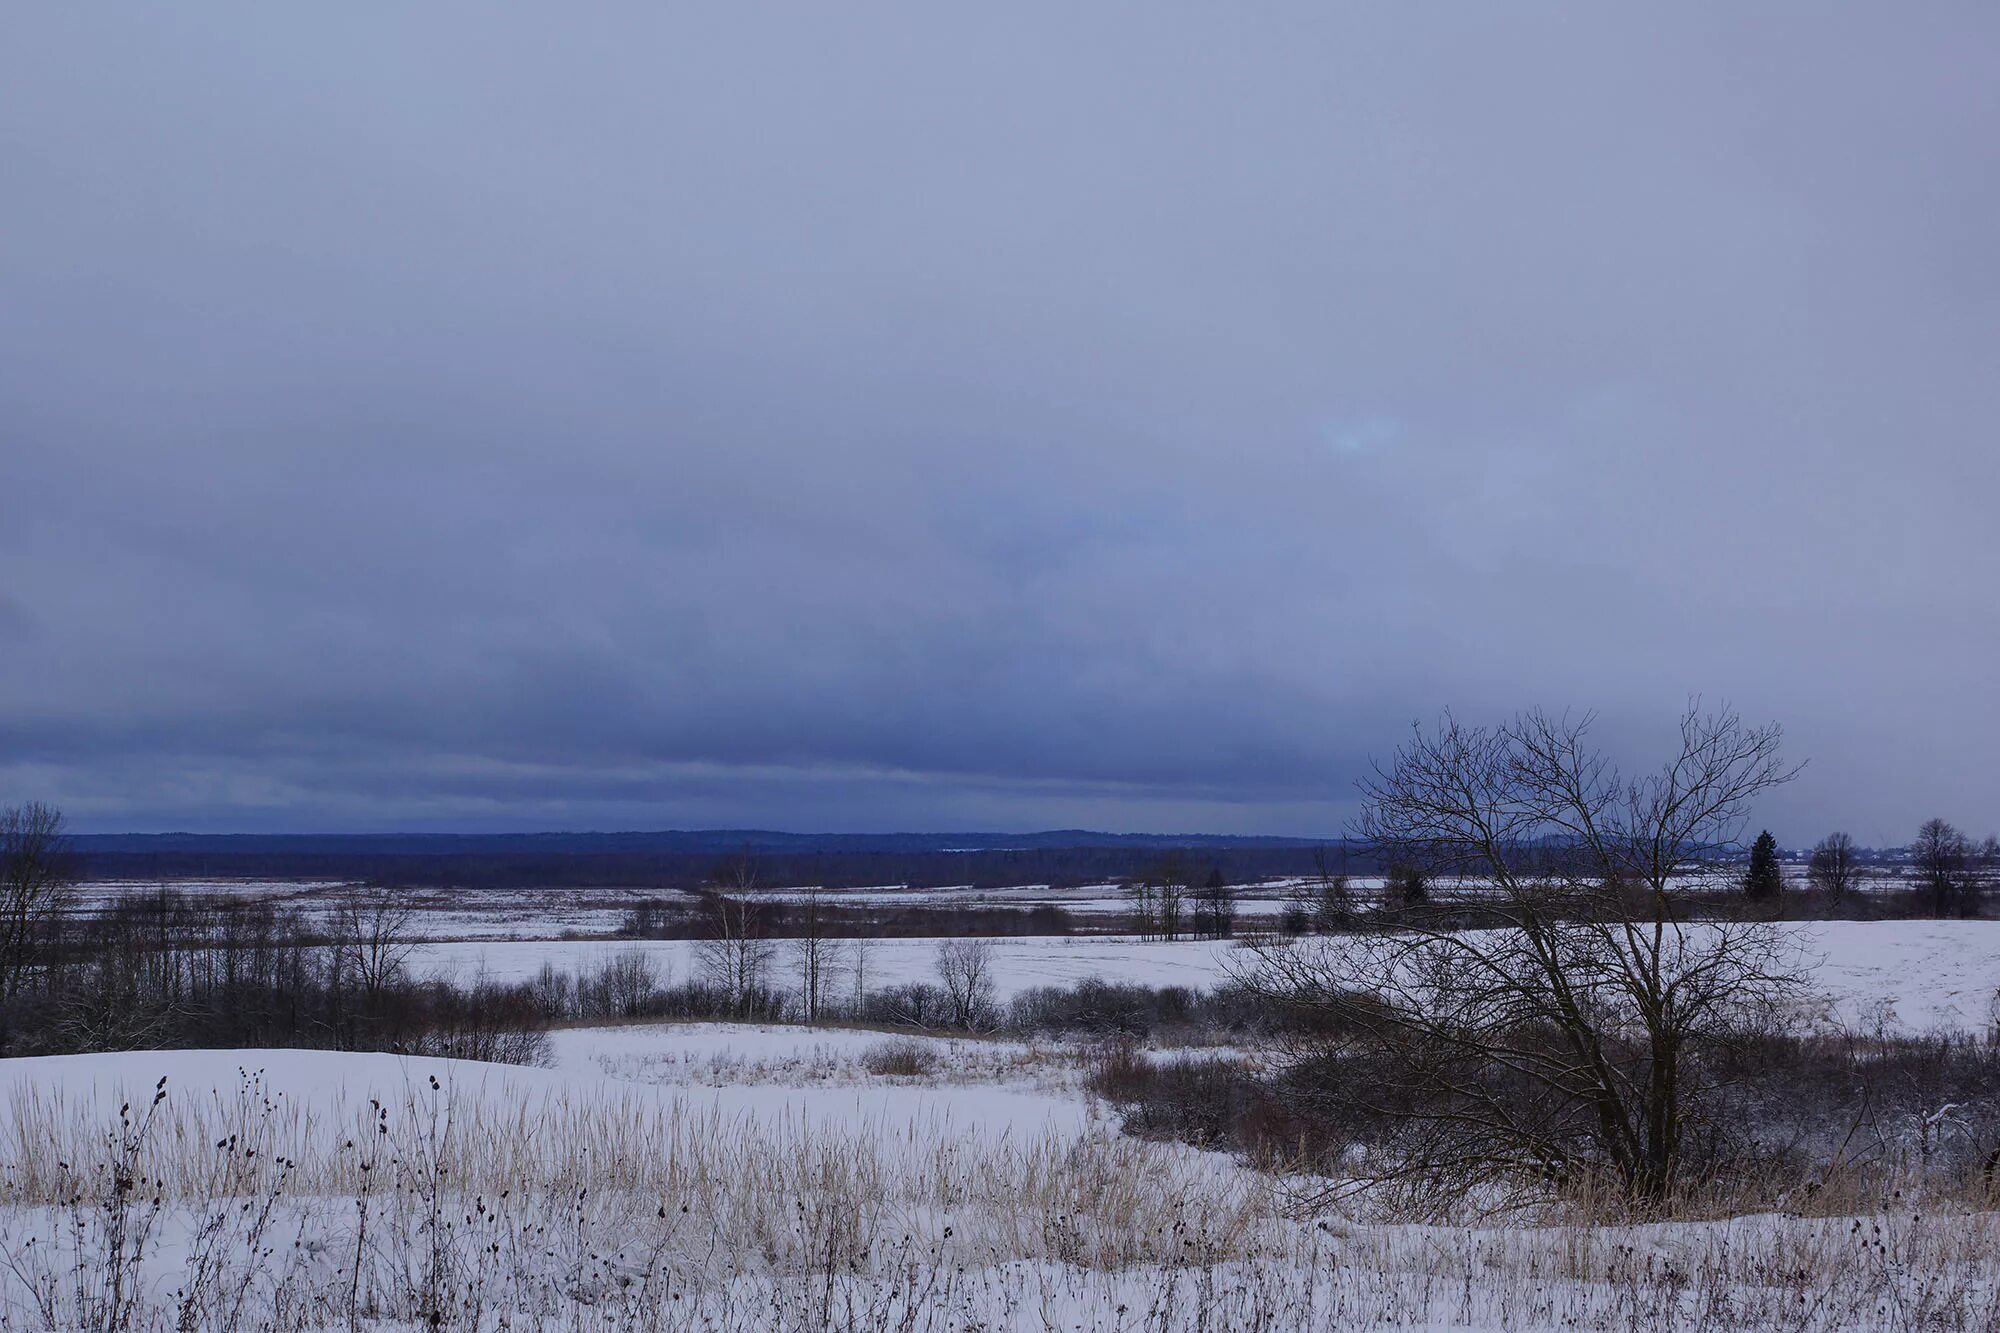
1236;704;1804;1211
331;885;418;1003
1909;819;1987;918
1805;831;1862;908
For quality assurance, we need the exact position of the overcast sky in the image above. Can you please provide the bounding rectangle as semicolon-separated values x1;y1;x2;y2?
3;5;1996;841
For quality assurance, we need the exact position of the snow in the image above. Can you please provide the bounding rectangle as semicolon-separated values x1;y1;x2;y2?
1785;920;2000;1032
415;932;1248;995
3;972;1996;1328
0;1032;1095;1148
0;1046;596;1118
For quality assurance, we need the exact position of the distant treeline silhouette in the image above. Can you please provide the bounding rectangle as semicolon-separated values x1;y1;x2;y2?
70;832;1374;890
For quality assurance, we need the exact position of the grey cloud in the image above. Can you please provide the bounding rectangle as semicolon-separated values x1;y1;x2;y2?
1;4;1996;839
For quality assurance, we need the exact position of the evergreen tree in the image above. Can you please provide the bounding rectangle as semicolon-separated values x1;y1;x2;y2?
1388;862;1430;908
1743;830;1782;902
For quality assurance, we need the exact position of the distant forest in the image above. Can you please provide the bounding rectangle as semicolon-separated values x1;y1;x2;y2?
68;830;1368;890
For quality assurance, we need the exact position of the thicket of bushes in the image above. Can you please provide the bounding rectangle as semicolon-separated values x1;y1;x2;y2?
1087;1020;2000;1209
0;890;549;1063
0;893;1220;1060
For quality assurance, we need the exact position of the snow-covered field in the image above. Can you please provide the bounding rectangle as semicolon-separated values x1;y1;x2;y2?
76;873;2000;1033
2;1026;1994;1331
13;891;1999;1329
417;919;2000;1034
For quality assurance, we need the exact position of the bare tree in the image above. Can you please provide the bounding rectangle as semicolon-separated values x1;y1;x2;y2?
1309;844;1352;929
1979;836;2000;918
693;852;774;1015
332;886;418;1003
790;885;837;1023
934;938;996;1030
0;802;74;1008
1805;831;1861;908
1236;704;1804;1210
1194;866;1236;939
1284;850;1352;934
1126;876;1160;940
847;933;874;1012
1910;819;1975;918
1145;851;1190;942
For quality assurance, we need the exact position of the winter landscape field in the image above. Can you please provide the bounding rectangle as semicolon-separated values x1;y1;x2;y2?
9;3;1999;1329
4;859;1998;1331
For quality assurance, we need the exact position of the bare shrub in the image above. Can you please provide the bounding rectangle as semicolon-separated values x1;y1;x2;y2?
575;947;664;1020
859;981;950;1029
860;1038;936;1078
933;938;997;1029
1007;979;1265;1043
1089;1048;1325;1165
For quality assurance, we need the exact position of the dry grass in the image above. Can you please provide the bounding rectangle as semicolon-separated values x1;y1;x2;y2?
858;1037;938;1078
0;1066;1996;1331
0;1069;1265;1265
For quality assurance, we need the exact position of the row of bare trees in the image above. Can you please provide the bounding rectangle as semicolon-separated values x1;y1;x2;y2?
0;884;539;1060
687;861;907;1022
1126;851;1236;940
0;805;547;1058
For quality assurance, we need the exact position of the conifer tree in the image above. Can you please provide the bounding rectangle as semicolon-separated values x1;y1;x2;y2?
1743;829;1782;902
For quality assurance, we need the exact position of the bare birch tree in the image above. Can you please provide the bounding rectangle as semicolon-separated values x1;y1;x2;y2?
790;885;837;1023
694;852;774;1015
847;933;875;1013
1236;703;1804;1210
